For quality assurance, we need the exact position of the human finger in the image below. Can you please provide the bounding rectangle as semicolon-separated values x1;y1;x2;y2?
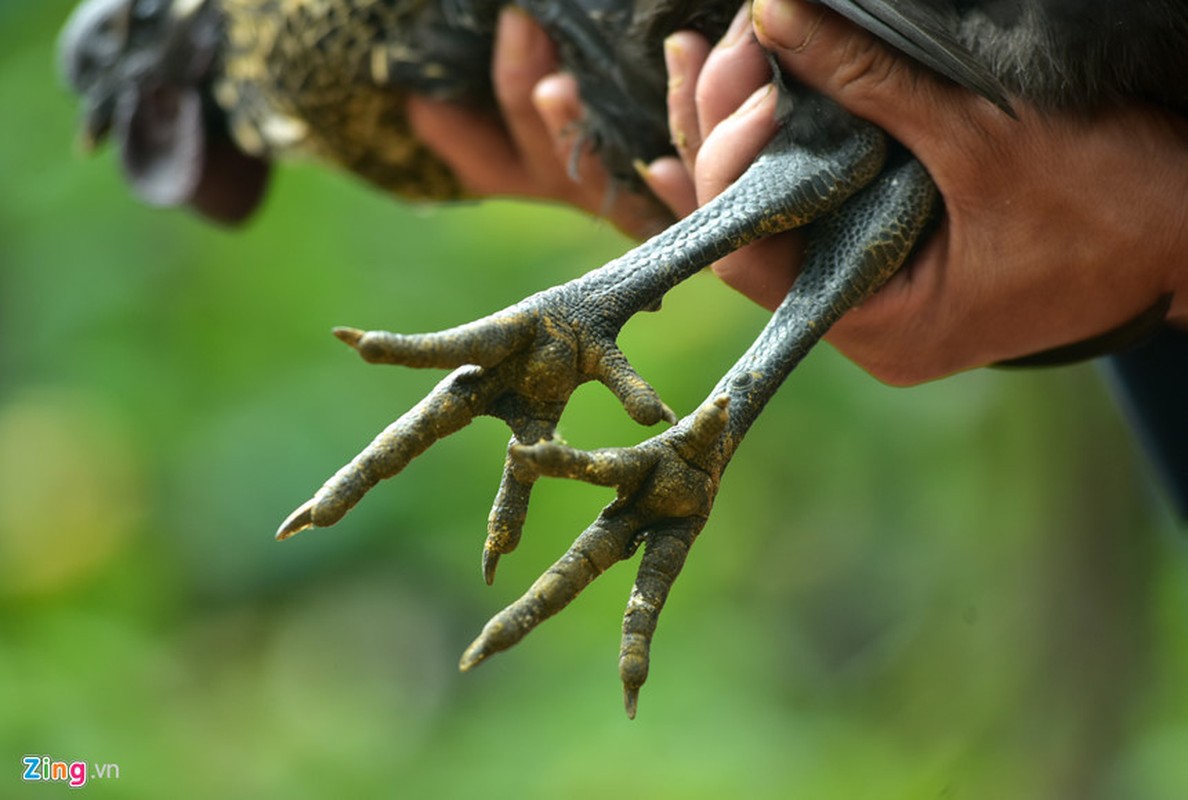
695;4;771;147
491;7;564;181
407;97;534;196
637;156;698;219
664;31;711;169
752;0;1008;164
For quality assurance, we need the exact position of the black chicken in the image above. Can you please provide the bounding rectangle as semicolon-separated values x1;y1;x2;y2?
58;0;1188;716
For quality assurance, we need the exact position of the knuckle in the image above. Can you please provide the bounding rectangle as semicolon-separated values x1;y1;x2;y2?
831;37;904;99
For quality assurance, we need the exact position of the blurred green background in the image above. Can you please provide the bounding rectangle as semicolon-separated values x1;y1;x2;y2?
3;3;1188;798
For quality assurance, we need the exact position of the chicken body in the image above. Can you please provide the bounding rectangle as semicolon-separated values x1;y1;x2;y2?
59;0;1188;213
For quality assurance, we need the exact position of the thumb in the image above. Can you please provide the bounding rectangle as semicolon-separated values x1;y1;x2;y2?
752;0;999;154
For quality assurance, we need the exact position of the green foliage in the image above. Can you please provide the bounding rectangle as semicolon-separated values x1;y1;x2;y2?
3;3;1187;797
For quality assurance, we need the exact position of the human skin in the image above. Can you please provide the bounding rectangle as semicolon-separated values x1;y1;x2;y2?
410;2;1188;385
406;7;674;241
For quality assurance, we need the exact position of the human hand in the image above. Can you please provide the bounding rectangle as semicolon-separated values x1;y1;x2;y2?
407;7;673;241
653;0;1188;384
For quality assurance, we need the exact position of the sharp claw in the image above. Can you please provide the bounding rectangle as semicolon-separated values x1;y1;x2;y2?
276;499;316;540
481;547;500;586
483;460;536;583
458;640;489;672
624;687;639;720
660;402;678;426
332;326;364;348
622;392;676;427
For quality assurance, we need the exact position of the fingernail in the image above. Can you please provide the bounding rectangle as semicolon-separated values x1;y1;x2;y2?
632;159;652;182
754;0;811;51
716;2;753;50
728;84;774;121
664;36;686;90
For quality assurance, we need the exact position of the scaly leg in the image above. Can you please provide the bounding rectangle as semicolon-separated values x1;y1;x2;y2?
461;155;939;716
275;83;936;714
277;89;888;586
